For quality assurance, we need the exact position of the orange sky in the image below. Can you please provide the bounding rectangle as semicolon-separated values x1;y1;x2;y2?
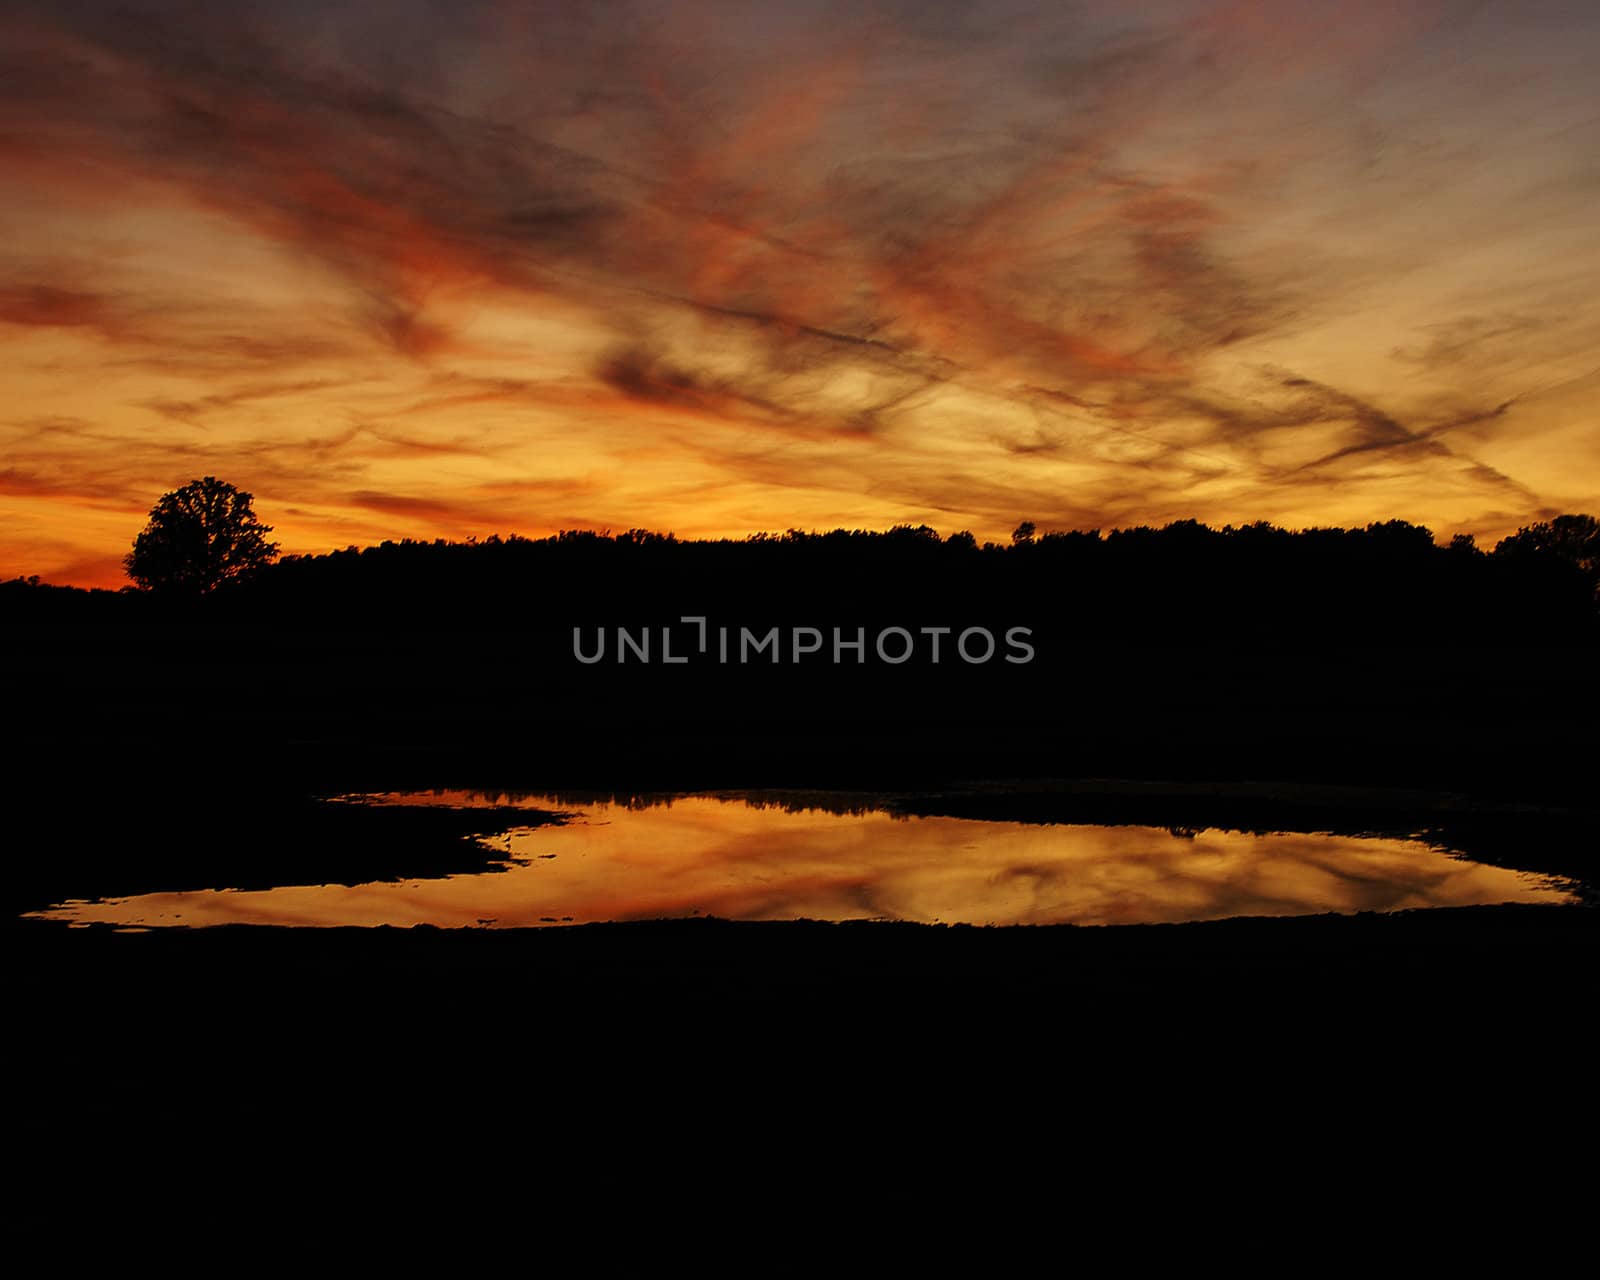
3;0;1598;586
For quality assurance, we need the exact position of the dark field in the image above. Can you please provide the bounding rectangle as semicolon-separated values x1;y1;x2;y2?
7;533;1597;1211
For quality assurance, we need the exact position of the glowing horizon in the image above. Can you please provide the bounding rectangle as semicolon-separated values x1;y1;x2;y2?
4;0;1598;588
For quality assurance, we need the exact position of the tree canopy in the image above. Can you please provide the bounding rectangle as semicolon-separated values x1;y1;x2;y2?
1495;514;1600;599
124;477;279;595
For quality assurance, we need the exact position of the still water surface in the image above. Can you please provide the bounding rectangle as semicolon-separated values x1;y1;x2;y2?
32;790;1576;928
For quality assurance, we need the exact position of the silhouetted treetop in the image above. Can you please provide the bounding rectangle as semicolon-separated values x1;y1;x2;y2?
1495;515;1600;601
124;477;279;596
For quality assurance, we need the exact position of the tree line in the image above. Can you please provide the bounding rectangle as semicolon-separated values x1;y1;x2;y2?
3;478;1597;644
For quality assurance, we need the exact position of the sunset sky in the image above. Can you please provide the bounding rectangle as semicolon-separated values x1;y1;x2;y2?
3;0;1597;587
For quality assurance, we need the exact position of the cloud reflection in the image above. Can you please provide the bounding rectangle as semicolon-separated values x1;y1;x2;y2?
32;793;1573;929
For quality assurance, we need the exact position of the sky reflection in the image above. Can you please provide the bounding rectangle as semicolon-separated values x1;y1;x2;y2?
30;791;1575;929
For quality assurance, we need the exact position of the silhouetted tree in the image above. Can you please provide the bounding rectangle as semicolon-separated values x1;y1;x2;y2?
1495;514;1599;600
1012;521;1036;546
125;477;279;595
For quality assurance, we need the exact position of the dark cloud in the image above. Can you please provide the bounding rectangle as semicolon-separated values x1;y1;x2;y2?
0;284;114;329
1392;313;1555;370
347;490;478;521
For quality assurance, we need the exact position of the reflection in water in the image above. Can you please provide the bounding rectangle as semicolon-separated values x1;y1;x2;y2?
32;791;1575;929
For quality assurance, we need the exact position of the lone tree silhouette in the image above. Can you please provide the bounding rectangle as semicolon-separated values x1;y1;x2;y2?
125;477;279;595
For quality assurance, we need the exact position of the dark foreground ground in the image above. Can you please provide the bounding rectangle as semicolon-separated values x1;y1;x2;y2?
13;889;1597;1215
7;609;1597;1217
9;905;1597;1230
